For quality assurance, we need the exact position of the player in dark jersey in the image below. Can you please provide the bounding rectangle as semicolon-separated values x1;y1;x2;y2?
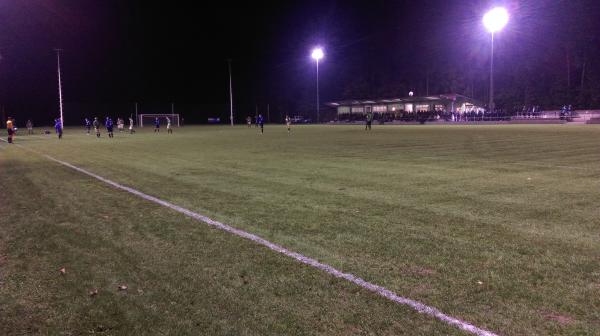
154;117;160;133
105;117;114;138
26;119;33;135
54;118;63;139
84;118;91;135
257;114;264;134
6;117;14;143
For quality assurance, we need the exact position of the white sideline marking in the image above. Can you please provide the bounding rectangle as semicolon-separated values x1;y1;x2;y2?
7;140;498;336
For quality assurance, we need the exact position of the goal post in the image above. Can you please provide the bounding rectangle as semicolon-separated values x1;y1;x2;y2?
138;114;180;128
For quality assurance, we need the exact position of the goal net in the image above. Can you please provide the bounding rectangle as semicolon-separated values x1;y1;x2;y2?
138;114;180;128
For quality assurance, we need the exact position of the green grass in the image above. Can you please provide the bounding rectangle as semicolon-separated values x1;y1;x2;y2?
1;124;600;335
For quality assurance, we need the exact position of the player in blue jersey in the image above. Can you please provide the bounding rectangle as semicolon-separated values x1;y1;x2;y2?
257;114;264;134
84;118;91;135
54;118;63;139
154;117;160;133
105;117;114;138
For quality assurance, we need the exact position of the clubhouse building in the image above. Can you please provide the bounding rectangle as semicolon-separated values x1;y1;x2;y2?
327;93;484;118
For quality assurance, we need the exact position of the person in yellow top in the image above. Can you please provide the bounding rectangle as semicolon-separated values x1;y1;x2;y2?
6;117;14;143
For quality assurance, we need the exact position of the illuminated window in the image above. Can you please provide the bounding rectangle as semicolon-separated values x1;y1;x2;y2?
434;104;445;112
373;105;387;112
389;104;403;112
351;106;364;113
416;104;430;111
337;106;350;113
405;104;414;112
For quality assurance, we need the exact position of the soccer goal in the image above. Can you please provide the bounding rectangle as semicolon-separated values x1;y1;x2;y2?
138;114;180;128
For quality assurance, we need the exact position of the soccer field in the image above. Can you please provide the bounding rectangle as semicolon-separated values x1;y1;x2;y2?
1;124;599;335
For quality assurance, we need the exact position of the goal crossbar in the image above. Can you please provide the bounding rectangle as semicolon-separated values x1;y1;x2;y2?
138;114;180;128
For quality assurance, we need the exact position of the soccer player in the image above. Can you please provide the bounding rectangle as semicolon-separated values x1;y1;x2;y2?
105;117;114;138
365;111;373;131
93;117;101;137
26;119;33;135
6;117;14;143
54;118;63;139
285;115;291;134
154;117;160;133
166;117;173;134
129;117;135;134
84;118;91;135
117;118;124;132
246;116;252;128
257;114;264;134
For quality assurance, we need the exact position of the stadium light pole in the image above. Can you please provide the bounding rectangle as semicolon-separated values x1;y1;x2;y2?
55;49;64;129
483;7;508;112
311;47;324;123
228;59;234;126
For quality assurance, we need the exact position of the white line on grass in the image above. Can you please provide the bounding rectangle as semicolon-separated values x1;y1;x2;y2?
7;140;499;336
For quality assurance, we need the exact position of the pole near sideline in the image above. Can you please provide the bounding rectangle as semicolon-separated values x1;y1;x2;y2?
489;32;494;112
55;49;64;129
311;48;324;124
316;58;320;124
228;59;234;126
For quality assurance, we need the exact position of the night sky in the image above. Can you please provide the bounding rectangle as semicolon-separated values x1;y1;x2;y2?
1;0;599;125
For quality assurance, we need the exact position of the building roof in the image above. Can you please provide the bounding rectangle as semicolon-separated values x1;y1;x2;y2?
326;93;478;107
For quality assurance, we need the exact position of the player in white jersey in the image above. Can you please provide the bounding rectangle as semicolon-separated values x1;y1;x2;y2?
117;118;124;132
129;117;135;134
166;117;173;134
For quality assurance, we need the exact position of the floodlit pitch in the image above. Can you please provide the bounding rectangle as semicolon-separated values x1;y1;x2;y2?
1;124;599;335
